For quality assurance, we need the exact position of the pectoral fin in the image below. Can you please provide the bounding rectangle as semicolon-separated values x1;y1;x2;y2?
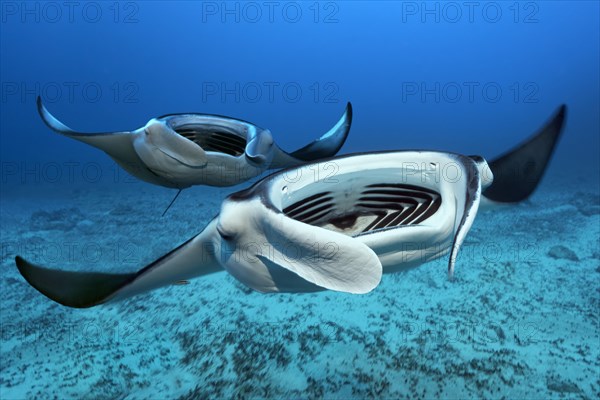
15;256;136;308
37;96;136;162
271;102;352;167
483;105;566;203
37;96;180;188
15;220;222;308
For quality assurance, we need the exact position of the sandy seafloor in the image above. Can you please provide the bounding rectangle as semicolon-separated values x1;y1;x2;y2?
1;167;598;400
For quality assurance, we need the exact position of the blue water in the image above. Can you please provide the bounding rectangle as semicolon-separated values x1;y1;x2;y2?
1;2;599;399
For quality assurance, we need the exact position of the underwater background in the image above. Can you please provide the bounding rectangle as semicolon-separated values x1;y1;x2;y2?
1;1;599;399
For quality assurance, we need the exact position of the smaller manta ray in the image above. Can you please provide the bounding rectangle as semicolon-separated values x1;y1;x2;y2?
37;96;352;188
15;105;566;308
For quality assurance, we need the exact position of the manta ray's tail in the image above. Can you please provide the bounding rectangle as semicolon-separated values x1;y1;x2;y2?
271;102;352;167
483;105;567;203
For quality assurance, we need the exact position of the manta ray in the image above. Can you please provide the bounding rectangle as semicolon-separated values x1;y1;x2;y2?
15;105;566;308
37;97;352;188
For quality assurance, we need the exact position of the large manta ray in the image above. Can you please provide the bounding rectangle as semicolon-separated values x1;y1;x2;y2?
37;97;352;188
15;105;566;308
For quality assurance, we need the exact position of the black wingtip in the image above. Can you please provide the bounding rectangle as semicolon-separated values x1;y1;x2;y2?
483;104;567;203
554;104;567;129
36;96;83;136
288;102;353;161
36;95;47;124
345;102;353;141
15;255;134;308
15;255;25;274
346;101;353;121
336;101;352;151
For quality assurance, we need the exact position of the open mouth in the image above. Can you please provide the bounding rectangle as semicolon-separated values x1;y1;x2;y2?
280;177;442;236
175;125;247;156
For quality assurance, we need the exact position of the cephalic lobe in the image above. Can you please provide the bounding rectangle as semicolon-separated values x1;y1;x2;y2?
133;119;208;178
